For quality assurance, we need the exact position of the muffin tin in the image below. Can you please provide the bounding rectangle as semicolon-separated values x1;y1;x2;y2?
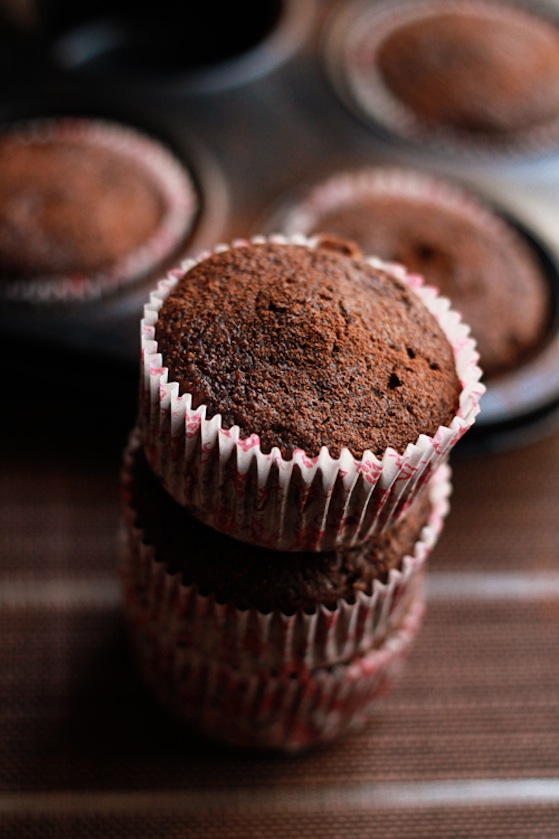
47;0;315;95
3;0;559;453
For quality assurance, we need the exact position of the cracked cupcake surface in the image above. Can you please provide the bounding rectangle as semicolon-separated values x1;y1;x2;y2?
154;240;461;458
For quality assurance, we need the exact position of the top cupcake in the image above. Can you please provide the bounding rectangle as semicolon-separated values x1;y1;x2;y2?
153;238;461;459
329;0;559;155
140;235;483;551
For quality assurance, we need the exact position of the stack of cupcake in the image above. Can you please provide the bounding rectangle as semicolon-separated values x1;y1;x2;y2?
119;233;484;751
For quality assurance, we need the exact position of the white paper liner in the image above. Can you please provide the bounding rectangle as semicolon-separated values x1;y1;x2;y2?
0;117;199;304
119;422;451;673
124;585;425;752
273;165;529;246
139;233;484;551
324;0;559;158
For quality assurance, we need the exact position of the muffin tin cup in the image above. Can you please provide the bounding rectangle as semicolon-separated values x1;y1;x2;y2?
139;234;484;552
120;426;451;674
324;0;559;159
123;584;426;752
0;117;199;304
49;0;317;97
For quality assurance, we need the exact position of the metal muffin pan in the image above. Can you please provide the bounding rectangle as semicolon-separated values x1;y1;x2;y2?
47;0;316;95
3;0;559;454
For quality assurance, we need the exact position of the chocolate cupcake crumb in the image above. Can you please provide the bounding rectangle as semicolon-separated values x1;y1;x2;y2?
155;241;461;458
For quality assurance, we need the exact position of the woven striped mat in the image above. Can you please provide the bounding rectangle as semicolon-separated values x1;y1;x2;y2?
2;354;559;838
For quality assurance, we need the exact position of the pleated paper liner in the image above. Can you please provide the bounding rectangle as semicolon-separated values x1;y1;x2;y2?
140;234;483;552
123;582;426;752
120;426;451;675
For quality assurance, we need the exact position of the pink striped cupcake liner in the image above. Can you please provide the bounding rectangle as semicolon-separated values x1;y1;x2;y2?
139;234;484;552
123;586;426;752
119;426;450;675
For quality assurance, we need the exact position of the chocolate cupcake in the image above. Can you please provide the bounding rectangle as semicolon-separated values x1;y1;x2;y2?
325;0;559;156
0;117;199;303
123;586;426;751
273;167;552;380
120;427;452;674
119;427;438;751
140;234;483;551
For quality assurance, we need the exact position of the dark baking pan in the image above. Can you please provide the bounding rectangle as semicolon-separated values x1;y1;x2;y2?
2;0;559;456
460;215;559;454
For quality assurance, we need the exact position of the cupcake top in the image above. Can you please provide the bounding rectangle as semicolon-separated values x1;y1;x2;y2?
126;440;432;614
154;238;462;459
276;169;552;380
0;118;199;302
329;0;559;154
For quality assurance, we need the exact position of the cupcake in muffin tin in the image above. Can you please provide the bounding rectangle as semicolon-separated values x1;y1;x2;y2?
263;164;559;444
324;0;559;157
268;166;553;382
0;116;200;303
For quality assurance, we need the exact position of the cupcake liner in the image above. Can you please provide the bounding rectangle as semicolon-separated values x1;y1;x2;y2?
270;165;519;241
124;585;426;752
0;117;199;304
324;0;559;158
139;233;484;552
120;424;451;674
